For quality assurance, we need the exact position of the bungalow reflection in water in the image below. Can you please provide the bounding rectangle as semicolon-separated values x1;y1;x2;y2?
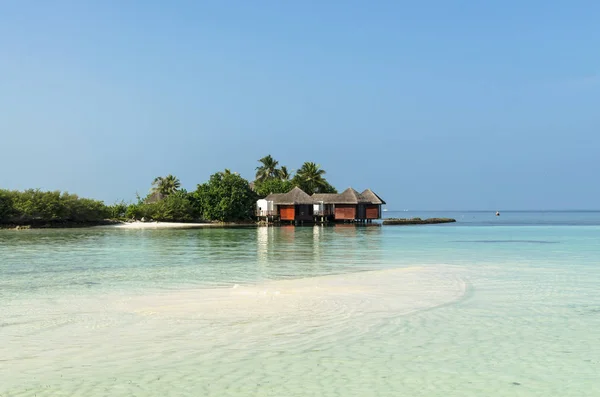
256;187;385;224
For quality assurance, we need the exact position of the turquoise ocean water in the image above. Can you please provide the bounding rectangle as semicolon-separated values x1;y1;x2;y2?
1;211;599;396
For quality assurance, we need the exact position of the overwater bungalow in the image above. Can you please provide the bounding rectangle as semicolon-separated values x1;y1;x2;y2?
359;188;386;219
257;187;314;223
256;187;386;224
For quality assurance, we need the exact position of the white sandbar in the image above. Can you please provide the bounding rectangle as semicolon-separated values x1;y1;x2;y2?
1;266;466;393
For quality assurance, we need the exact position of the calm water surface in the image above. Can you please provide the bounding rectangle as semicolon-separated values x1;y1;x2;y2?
1;212;599;396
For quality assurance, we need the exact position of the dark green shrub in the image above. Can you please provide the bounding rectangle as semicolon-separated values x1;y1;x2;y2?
253;179;294;198
0;190;15;221
107;201;128;220
0;189;109;225
193;171;257;222
125;192;197;222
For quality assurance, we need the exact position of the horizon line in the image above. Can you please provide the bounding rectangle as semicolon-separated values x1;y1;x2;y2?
383;209;600;212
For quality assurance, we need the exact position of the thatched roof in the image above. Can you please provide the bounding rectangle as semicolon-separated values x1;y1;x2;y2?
265;187;385;205
264;192;284;201
360;189;386;205
267;186;313;205
311;193;340;204
335;188;370;204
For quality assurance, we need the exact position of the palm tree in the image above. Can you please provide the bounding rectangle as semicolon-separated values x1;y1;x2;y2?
294;162;328;194
151;174;181;197
255;155;281;182
279;166;292;181
221;169;238;175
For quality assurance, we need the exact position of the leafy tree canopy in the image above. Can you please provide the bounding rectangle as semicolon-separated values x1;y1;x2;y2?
0;189;109;225
193;171;257;222
126;190;197;222
253;178;295;198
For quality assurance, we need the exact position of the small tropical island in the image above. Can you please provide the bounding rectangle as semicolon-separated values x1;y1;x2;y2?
0;155;337;229
383;218;456;225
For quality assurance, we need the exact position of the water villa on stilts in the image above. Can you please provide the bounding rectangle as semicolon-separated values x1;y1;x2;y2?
256;187;386;225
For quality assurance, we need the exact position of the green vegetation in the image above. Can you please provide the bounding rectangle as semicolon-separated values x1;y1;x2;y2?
126;170;258;223
253;179;294;197
0;154;339;228
252;156;337;196
279;166;291;181
255;155;281;182
291;161;337;195
106;200;128;220
192;171;257;222
0;189;109;226
151;174;181;197
125;190;197;222
382;218;456;225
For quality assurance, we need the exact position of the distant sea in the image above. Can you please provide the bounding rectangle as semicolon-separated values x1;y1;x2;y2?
383;209;600;225
1;211;599;396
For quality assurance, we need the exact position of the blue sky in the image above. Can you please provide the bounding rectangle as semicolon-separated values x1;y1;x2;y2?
1;1;599;210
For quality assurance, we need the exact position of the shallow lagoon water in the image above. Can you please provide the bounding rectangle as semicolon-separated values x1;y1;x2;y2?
1;212;600;396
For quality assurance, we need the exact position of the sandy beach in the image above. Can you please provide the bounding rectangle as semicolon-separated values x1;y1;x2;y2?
108;221;218;229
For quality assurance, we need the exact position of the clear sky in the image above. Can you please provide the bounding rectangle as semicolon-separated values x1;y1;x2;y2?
1;1;599;210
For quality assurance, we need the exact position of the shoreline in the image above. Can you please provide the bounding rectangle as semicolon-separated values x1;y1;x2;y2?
2;219;458;230
0;220;120;230
105;221;230;229
0;220;258;230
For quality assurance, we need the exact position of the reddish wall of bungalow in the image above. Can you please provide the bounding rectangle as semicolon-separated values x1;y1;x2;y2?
279;205;295;221
335;204;380;220
366;205;380;219
279;205;313;221
335;205;356;220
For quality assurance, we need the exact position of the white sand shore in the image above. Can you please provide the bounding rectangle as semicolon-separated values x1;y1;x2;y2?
107;221;218;229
